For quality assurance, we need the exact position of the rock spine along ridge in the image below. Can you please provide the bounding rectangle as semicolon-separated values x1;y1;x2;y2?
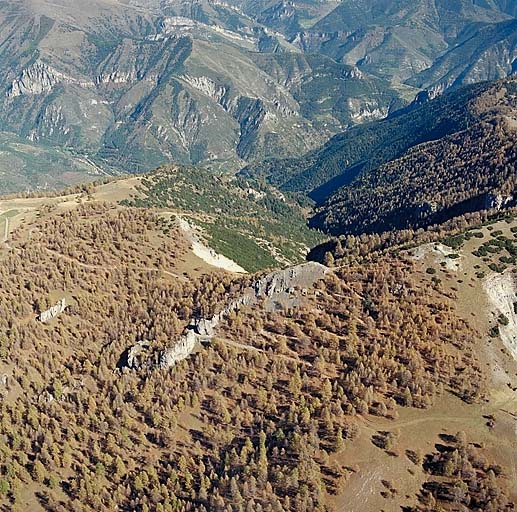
125;262;329;370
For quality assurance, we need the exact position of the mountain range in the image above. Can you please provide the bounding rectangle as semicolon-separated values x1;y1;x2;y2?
0;0;516;192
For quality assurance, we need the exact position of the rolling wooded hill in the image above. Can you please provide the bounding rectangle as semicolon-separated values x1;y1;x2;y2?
0;182;515;511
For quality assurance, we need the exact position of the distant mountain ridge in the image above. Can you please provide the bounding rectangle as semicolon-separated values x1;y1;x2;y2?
408;18;517;93
290;0;515;81
242;80;497;200
0;0;516;191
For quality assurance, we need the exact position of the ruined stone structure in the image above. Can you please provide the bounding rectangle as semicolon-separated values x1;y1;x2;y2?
38;298;67;323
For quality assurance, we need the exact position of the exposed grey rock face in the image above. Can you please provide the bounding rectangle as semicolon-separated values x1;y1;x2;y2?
158;330;199;369
484;272;517;361
123;262;328;370
158;261;328;369
126;340;151;369
252;262;328;303
193;318;217;337
484;193;514;211
160;262;329;368
411;89;443;106
7;61;82;98
38;298;67;323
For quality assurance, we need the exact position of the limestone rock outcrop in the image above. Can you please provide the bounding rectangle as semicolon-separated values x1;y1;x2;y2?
126;340;151;369
7;62;83;98
483;193;514;211
484;272;517;361
158;262;328;369
38;298;67;323
123;262;329;370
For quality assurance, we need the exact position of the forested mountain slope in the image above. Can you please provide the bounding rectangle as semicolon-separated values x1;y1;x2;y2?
0;183;515;511
408;18;517;93
122;165;324;271
243;79;507;202
310;78;517;235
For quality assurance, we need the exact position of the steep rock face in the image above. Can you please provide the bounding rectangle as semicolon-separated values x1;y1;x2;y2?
181;75;229;105
38;299;67;323
7;61;79;98
251;262;328;302
484;193;514;211
124;340;151;369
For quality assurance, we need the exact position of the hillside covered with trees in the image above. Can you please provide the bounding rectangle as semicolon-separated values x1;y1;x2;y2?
245;78;517;237
0;193;514;511
311;97;517;235
242;81;500;201
123;166;323;271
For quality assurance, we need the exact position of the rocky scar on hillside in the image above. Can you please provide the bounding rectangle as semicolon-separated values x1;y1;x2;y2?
37;298;67;323
484;272;517;360
122;262;329;371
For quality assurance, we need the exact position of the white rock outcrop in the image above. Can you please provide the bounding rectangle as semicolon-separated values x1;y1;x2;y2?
126;340;151;369
158;330;199;369
484;272;517;361
177;217;247;273
157;262;328;369
123;262;329;370
8;61;66;97
483;193;513;211
7;61;92;97
348;98;389;123
38;298;67;323
182;75;228;105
